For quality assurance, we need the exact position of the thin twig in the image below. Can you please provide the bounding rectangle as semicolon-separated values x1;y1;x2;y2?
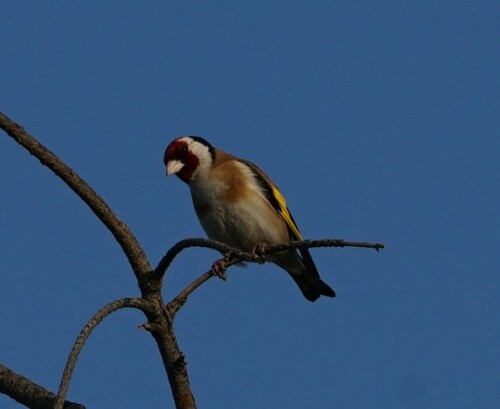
54;298;156;409
153;238;242;280
268;239;385;252
167;258;243;316
166;238;385;314
168;271;212;314
154;237;384;282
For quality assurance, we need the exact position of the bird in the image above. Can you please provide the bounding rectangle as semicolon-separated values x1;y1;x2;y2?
163;136;335;301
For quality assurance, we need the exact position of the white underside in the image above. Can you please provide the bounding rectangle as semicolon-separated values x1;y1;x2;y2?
190;163;286;251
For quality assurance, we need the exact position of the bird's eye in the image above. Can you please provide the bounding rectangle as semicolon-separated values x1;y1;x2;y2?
175;145;188;159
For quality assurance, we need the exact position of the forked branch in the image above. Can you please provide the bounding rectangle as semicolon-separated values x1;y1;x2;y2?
165;238;385;315
1;111;385;409
1;111;196;409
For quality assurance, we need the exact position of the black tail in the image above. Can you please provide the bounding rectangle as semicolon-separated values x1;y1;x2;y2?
290;274;335;302
270;247;335;302
291;248;336;302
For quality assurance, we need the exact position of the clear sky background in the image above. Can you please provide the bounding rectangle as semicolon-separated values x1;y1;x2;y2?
1;2;499;408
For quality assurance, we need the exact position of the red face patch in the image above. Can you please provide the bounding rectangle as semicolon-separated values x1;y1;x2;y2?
164;139;188;164
164;139;199;182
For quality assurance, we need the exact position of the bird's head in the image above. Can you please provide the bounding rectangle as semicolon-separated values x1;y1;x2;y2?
163;136;215;183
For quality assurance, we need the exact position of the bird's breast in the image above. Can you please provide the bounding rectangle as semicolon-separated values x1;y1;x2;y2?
190;177;287;251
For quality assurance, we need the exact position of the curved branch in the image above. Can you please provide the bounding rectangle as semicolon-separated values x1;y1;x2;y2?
157;238;384;282
2;111;385;409
167;238;385;314
0;112;151;280
1;113;197;409
153;238;242;280
54;298;156;409
0;364;84;409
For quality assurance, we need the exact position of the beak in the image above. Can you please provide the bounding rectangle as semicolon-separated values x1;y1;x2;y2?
166;160;185;176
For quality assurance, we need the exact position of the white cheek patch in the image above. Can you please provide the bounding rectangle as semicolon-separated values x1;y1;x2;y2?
190;141;211;161
180;137;213;174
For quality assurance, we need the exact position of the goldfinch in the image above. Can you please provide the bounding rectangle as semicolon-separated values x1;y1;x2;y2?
164;136;335;302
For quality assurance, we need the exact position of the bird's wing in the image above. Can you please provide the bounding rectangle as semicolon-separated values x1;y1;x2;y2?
239;159;302;241
240;158;321;278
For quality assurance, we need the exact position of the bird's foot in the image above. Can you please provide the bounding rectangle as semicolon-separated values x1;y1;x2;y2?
252;242;268;264
211;258;228;280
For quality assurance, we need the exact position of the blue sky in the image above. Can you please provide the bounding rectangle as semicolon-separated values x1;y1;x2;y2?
1;1;499;408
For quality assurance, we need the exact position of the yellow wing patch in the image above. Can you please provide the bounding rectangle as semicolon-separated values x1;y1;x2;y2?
239;158;304;242
271;185;303;240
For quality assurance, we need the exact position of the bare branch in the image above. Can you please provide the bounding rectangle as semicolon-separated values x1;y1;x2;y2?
1;112;197;409
168;270;213;314
153;238;242;280
0;112;151;281
1;111;385;409
54;298;155;409
0;364;84;409
268;238;385;252
156;238;384;282
167;258;242;315
167;238;385;314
